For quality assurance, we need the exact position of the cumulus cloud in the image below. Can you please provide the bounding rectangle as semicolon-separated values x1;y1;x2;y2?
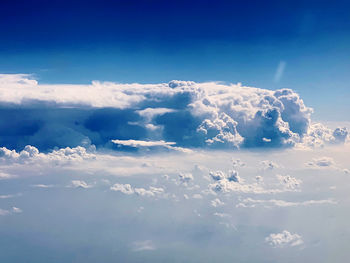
276;175;302;191
307;157;335;168
69;180;94;189
260;160;279;170
265;230;303;248
211;198;225;207
208;168;302;194
0;145;96;164
110;183;164;197
301;123;348;148
0;74;345;151
178;173;194;185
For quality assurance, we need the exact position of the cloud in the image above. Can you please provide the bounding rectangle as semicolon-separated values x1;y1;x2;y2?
111;139;176;147
276;175;302;191
211;198;225;207
178;173;194;184
274;61;286;83
0;193;21;199
69;180;94;189
307;157;335;168
300;123;348;148
12;207;22;213
260;160;279;170
237;198;337;208
265;230;303;248
111;139;191;153
110;183;164;197
0;207;23;216
0;74;345;151
208;169;301;194
0;208;10;216
31;184;55;188
131;240;156;252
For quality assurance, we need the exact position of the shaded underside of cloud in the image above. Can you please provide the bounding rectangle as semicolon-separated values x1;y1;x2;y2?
0;74;347;152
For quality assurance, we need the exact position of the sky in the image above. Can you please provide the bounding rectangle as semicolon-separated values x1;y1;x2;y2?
0;1;350;262
0;0;349;120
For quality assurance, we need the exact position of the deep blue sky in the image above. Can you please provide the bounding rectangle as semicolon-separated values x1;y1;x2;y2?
1;0;349;120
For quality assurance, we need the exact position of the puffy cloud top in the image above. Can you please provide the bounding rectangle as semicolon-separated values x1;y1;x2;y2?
0;74;346;151
265;230;303;248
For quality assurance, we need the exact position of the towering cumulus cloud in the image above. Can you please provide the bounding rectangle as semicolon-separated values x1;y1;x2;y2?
0;74;347;151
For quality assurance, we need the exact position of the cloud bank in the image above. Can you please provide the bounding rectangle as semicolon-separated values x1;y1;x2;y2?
0;74;347;152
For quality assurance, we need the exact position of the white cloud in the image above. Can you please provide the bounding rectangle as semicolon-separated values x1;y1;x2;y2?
307;157;335;167
111;139;175;147
131;240;156;251
178;173;194;184
31;184;55;188
211;198;225;207
70;180;94;189
110;183;164;198
260;160;279;170
276;175;302;191
0;207;23;215
110;183;134;195
0;208;10;216
237;198;337;208
0;74;344;151
12;207;22;213
265;230;303;248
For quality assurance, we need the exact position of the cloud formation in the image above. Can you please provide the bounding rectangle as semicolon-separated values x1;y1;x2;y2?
265;230;303;248
0;74;346;152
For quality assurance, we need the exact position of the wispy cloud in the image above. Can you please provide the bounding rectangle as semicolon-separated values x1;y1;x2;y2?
274;61;286;83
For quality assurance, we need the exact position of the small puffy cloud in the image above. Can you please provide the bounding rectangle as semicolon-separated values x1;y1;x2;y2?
265;230;303;248
211;198;225;207
213;212;231;218
12;207;22;213
307;157;335;168
232;158;245;168
260;160;279;170
277;175;302;191
70;180;94;189
110;183;134;195
192;193;203;199
178;173;194;184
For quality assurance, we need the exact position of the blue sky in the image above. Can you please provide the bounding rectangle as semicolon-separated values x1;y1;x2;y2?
1;0;349;120
1;1;350;262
